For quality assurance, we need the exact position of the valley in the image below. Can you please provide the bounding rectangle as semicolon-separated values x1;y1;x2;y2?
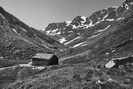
1;0;133;89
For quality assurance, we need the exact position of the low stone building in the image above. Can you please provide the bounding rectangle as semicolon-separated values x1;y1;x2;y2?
31;53;58;66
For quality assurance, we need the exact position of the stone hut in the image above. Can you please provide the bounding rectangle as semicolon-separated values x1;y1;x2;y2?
31;53;58;66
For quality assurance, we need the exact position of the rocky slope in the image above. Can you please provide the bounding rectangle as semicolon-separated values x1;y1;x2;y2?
5;62;133;89
0;7;65;62
1;0;133;89
44;0;133;59
44;7;121;48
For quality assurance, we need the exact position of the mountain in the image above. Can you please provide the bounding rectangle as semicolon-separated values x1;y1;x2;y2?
0;7;65;62
2;0;133;89
44;0;133;61
44;7;122;48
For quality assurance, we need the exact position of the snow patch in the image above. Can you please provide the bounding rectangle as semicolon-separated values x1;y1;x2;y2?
65;20;72;26
46;28;61;36
72;42;86;48
64;36;81;45
116;17;125;21
88;34;100;39
112;50;116;53
96;80;104;84
52;28;58;33
59;37;67;43
125;4;129;9
81;16;86;21
105;52;110;55
103;13;109;20
81;43;88;47
19;27;28;32
81;16;86;23
46;30;51;35
72;25;78;29
42;28;46;31
83;24;90;28
106;19;114;21
55;31;61;35
96;25;111;32
85;19;94;27
12;28;18;34
22;28;27;32
89;19;93;26
68;31;73;33
112;56;128;60
90;20;103;27
87;14;108;28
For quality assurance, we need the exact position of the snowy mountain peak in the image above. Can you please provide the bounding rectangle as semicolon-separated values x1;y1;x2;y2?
65;20;72;26
44;0;133;50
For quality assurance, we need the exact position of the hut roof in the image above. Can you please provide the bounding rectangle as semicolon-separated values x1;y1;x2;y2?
32;53;54;60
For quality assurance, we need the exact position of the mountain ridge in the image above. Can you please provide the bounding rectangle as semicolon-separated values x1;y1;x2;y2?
44;0;133;59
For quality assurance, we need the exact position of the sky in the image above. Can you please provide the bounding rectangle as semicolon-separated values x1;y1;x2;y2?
0;0;122;30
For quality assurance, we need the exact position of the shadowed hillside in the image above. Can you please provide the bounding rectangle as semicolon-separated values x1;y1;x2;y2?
0;7;65;62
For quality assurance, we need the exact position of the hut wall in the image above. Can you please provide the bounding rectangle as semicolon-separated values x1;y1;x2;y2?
32;58;49;66
48;55;58;65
